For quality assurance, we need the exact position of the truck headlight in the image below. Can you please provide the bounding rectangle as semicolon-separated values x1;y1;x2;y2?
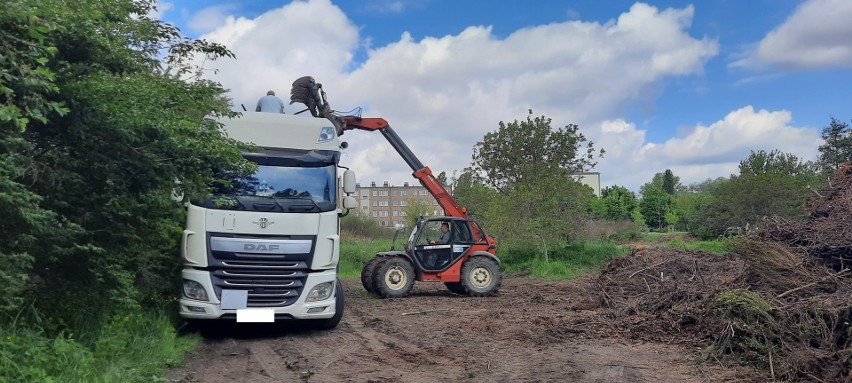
305;281;334;302
183;279;209;301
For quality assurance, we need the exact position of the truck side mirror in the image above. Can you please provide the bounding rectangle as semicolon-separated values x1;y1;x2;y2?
342;195;357;209
343;169;356;194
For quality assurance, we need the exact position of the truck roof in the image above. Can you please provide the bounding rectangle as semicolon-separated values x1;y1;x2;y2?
216;112;340;152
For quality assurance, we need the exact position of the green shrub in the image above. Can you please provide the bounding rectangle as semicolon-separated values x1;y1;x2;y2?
0;310;197;383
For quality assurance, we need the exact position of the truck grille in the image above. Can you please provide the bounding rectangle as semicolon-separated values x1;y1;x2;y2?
207;234;315;308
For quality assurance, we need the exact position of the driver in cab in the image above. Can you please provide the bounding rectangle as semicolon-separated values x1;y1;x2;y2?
429;222;451;244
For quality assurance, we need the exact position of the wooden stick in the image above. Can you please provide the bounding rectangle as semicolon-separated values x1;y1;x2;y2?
629;257;677;279
769;350;775;381
401;308;454;316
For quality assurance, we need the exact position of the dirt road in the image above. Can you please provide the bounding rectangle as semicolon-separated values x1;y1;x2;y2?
170;276;753;383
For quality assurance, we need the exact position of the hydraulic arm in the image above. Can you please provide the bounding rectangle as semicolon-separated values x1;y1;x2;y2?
338;116;469;219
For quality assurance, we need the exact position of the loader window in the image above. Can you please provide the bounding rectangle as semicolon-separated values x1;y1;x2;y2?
451;221;472;243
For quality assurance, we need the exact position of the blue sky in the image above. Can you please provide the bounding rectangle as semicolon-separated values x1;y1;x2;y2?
155;0;851;191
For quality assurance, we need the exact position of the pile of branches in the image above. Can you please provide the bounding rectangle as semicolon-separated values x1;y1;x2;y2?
755;162;852;269
594;241;852;382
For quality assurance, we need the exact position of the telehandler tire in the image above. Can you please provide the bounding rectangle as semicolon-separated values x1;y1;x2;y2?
372;257;415;298
360;257;382;295
460;256;502;296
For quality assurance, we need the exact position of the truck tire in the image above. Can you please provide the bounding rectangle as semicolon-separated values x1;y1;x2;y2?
460;257;502;296
372;257;415;298
312;278;344;330
360;257;382;295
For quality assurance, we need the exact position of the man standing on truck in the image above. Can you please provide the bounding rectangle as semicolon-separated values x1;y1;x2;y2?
256;90;285;113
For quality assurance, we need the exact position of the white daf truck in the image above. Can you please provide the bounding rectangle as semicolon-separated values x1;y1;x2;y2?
178;111;356;329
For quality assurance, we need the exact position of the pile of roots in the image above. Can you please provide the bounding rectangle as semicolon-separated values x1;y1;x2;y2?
755;162;852;269
595;241;852;382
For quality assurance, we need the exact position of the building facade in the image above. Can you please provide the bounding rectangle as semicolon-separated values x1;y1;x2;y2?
354;181;444;227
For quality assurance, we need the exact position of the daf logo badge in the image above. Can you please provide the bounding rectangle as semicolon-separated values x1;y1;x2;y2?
252;217;275;229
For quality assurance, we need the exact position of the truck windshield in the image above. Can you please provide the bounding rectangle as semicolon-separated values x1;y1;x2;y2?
199;163;338;213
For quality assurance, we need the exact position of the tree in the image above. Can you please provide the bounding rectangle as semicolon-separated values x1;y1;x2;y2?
2;0;249;327
600;185;638;221
818;117;852;172
468;111;603;246
403;198;434;228
640;169;681;197
639;186;673;230
699;150;820;236
471;110;603;193
662;169;676;195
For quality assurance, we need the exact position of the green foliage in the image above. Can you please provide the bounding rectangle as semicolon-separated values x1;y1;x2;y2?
0;311;197;383
341;213;393;240
464;111;603;247
661;169;676;195
339;238;394;279
698;150;821;236
471;110;603;193
599;185;638;221
639;185;674;230
403;198;434;228
500;241;629;279
1;0;243;379
817;117;851;172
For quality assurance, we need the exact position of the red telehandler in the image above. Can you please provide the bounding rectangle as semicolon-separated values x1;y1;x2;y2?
290;76;502;298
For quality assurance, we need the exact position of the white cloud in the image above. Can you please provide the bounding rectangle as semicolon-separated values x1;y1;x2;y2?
149;1;173;20
188;4;241;34
595;106;821;190
733;0;852;69
195;0;725;191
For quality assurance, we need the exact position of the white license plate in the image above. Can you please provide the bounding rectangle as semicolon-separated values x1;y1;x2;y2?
236;308;274;322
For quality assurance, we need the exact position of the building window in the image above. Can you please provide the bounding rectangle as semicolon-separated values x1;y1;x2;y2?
392;200;398;206
378;190;388;196
399;200;407;206
400;190;408;196
392;211;399;216
419;190;428;195
372;201;378;207
400;211;407;216
361;195;368;200
433;200;439;205
379;211;388;217
392;190;398;196
379;201;388;207
433;210;438;216
372;211;378;217
362;206;368;210
380;221;388;226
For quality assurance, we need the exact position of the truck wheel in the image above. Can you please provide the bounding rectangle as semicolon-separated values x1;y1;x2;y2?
360;257;382;295
460;257;502;296
444;282;466;295
372;257;415;298
312;278;344;330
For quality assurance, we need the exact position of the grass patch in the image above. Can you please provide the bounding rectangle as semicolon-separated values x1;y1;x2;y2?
639;232;729;254
660;238;729;254
0;311;198;383
501;241;630;279
340;238;628;281
339;237;394;279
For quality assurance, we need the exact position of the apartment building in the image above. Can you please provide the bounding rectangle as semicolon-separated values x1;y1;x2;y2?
353;181;444;227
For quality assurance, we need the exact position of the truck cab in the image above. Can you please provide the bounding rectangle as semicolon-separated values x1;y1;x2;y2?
179;112;356;328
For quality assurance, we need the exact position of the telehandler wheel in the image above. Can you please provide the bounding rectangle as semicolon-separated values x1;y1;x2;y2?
372;257;415;298
460;257;502;296
360;257;382;295
443;282;466;295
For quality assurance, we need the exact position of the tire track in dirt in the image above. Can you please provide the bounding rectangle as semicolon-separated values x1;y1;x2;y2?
170;279;742;383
